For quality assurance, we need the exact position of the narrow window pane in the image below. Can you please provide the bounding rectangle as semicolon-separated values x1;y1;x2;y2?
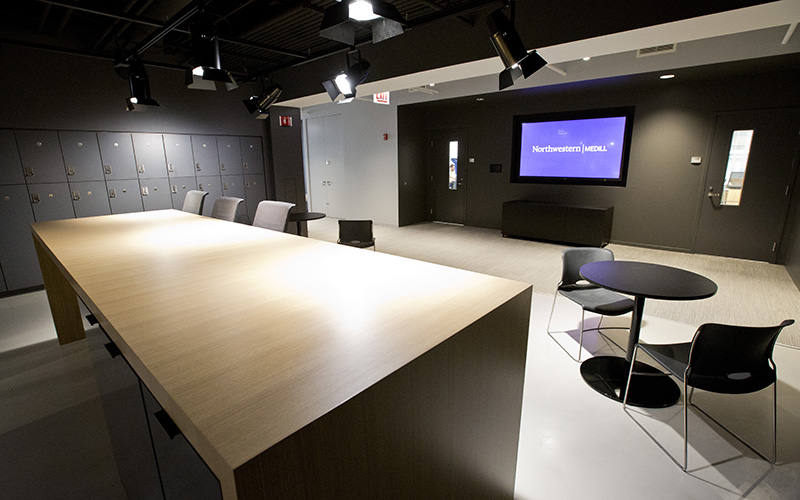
448;141;458;190
721;130;753;206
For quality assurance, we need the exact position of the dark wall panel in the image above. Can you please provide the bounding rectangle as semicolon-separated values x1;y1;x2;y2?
403;62;800;252
398;106;429;226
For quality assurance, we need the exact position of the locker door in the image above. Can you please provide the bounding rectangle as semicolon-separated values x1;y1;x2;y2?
191;136;220;176
98;132;138;180
0;130;24;185
59;131;104;182
196;175;222;217
107;179;144;214
70;180;111;218
170;176;197;210
0;184;42;290
132;133;168;179
16;130;67;184
28;182;75;222
217;136;243;175
140;178;172;211
164;134;196;178
244;174;266;223
240;137;263;175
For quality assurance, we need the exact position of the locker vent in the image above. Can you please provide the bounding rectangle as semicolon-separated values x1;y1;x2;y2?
636;43;677;58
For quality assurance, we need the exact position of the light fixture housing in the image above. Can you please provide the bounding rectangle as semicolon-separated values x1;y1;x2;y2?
185;12;237;91
243;84;283;119
322;52;370;102
319;0;405;46
486;8;547;91
120;59;159;111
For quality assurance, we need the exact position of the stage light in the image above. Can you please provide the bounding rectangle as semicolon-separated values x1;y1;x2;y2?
322;51;370;102
121;59;159;111
319;0;405;45
185;12;237;91
486;7;546;90
243;84;283;119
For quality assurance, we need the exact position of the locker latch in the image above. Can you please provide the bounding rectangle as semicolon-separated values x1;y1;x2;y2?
72;191;80;201
195;163;201;171
167;163;174;173
171;185;178;194
30;193;40;204
138;164;145;174
223;183;228;190
141;187;149;196
243;162;248;170
104;165;112;175
109;189;116;198
198;184;204;191
245;181;251;188
221;162;226;171
67;166;76;176
24;167;34;177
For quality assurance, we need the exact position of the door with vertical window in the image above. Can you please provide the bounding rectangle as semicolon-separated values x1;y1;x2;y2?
431;128;468;224
695;108;800;262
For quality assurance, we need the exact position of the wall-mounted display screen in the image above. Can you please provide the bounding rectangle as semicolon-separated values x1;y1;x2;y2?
511;107;634;186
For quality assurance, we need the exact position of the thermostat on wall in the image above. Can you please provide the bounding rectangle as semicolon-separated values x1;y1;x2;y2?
690;156;702;165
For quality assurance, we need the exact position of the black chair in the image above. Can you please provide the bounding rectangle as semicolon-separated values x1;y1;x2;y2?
181;190;208;215
546;247;634;361
337;220;375;250
623;319;794;471
210;197;244;222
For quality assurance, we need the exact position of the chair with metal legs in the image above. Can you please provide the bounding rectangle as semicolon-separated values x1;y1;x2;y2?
546;247;634;361
623;319;794;470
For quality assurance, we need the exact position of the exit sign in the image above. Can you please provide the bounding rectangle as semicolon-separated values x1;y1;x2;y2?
373;92;390;105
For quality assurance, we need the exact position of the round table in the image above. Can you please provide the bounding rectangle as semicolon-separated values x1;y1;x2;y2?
578;261;718;408
287;211;326;236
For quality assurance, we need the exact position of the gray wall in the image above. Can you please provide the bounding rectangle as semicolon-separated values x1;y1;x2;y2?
399;60;800;254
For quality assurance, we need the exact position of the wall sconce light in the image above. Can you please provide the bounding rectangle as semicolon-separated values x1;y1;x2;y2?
486;6;546;90
185;12;237;91
322;50;370;103
243;84;283;119
319;0;405;46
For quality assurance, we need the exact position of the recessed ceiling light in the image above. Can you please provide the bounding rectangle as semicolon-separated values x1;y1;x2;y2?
476;97;485;101
429;83;435;87
660;74;675;79
582;57;591;61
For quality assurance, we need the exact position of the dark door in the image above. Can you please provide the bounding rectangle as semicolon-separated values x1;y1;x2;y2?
431;128;468;224
695;108;800;263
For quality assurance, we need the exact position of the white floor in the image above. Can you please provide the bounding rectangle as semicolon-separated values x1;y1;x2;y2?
1;288;798;499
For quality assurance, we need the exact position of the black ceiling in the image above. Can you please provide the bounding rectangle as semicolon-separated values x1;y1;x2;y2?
0;0;780;101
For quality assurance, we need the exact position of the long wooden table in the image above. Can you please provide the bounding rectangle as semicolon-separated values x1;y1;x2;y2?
32;210;532;500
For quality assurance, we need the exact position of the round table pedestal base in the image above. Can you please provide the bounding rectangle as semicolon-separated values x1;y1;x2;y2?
580;356;681;408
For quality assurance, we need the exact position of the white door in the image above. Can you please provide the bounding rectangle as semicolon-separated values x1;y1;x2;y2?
305;115;344;217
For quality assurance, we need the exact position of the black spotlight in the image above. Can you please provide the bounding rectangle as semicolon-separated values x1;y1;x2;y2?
486;7;546;91
124;59;159;111
319;0;405;46
243;84;283;119
185;12;237;91
322;51;370;103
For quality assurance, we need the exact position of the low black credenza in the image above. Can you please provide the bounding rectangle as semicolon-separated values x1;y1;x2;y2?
501;201;613;247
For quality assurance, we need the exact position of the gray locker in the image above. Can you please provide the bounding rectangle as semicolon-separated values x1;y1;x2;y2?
191;135;220;175
170;176;198;210
59;131;104;182
244;174;266;224
196;175;223;217
217;136;243;175
0;130;24;185
108;179;144;214
99;132;138;180
0;184;42;290
16;130;67;184
28;182;75;222
164;134;196;178
140;178;173;211
132;133;168;179
70;180;111;218
240;137;263;174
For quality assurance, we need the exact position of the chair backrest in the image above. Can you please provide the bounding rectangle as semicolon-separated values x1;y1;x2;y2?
687;319;794;393
182;190;208;215
210;197;244;222
560;247;614;287
338;219;373;243
252;200;295;231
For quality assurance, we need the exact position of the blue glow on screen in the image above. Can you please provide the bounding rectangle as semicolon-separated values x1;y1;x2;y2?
518;116;627;179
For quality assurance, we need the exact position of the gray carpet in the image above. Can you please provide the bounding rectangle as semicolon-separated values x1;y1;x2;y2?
307;218;800;347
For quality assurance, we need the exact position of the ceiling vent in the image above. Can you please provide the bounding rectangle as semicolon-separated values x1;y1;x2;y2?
636;43;677;58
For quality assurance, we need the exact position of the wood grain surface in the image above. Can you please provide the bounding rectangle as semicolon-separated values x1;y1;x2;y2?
31;210;532;499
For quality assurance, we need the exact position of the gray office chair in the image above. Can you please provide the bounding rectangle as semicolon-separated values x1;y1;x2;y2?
252;200;295;232
210;197;244;222
181;190;208;215
546;247;634;361
337;220;375;250
624;319;794;471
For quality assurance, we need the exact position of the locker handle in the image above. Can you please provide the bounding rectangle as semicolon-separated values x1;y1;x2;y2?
154;409;182;439
25;167;34;177
67;166;76;176
195;163;201;171
221;162;226;170
30;193;40;204
167;163;174;173
104;165;112;175
72;191;80;201
171;185;178;194
141;187;149;196
138;164;145;174
109;189;116;199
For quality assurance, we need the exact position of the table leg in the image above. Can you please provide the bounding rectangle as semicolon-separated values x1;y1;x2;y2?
34;237;85;345
579;295;680;408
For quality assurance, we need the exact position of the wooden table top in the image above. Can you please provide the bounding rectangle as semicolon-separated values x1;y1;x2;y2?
31;210;531;481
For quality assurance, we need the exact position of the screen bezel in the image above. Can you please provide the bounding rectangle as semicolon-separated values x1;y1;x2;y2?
510;106;635;186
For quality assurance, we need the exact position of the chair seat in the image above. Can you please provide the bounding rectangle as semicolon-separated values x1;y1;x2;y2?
638;341;777;394
341;239;374;248
559;287;634;316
